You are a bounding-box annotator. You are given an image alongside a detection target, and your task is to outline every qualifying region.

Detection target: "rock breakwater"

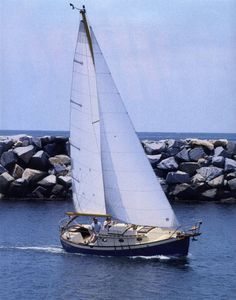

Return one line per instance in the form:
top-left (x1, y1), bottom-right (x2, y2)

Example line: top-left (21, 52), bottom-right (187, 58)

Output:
top-left (143, 138), bottom-right (236, 203)
top-left (1, 135), bottom-right (236, 203)
top-left (0, 135), bottom-right (71, 200)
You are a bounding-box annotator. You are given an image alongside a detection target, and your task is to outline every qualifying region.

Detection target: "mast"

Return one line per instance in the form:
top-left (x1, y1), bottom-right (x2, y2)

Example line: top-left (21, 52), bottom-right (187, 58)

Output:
top-left (69, 3), bottom-right (106, 215)
top-left (70, 4), bottom-right (94, 64)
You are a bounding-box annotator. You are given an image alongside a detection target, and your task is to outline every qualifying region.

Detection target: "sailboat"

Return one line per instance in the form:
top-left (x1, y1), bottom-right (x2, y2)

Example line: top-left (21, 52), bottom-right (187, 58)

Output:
top-left (60, 5), bottom-right (201, 257)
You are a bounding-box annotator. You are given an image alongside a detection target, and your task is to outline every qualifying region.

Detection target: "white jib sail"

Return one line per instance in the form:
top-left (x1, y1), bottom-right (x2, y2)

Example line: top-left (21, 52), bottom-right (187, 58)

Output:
top-left (70, 21), bottom-right (106, 214)
top-left (91, 28), bottom-right (179, 228)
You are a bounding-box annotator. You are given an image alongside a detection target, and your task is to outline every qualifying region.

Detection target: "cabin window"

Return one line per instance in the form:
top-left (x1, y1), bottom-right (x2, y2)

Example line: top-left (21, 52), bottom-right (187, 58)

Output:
top-left (137, 237), bottom-right (142, 242)
top-left (119, 238), bottom-right (124, 243)
top-left (102, 238), bottom-right (107, 242)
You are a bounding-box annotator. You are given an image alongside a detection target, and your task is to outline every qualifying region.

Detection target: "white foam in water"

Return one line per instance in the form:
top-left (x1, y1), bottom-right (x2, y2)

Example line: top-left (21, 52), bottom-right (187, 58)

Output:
top-left (0, 245), bottom-right (65, 254)
top-left (130, 255), bottom-right (171, 260)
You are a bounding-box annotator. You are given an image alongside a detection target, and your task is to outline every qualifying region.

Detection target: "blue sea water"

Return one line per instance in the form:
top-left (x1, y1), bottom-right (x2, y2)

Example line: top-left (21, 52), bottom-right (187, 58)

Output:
top-left (0, 200), bottom-right (236, 300)
top-left (0, 131), bottom-right (236, 299)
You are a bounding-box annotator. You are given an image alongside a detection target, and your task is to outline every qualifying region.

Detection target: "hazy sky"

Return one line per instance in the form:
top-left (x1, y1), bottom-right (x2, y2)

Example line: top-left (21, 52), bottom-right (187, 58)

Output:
top-left (1, 0), bottom-right (236, 133)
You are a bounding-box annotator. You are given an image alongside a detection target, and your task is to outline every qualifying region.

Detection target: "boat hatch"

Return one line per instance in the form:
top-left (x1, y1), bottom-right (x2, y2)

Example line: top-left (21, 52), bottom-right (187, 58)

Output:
top-left (137, 226), bottom-right (155, 234)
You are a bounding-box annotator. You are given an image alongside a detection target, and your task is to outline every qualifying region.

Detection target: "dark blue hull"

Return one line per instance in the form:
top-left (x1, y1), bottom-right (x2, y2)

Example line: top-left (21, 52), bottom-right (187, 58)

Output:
top-left (60, 237), bottom-right (190, 257)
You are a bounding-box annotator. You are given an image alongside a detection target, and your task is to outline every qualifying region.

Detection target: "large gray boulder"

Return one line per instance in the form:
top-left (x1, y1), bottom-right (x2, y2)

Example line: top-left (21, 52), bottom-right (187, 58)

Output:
top-left (169, 183), bottom-right (197, 200)
top-left (157, 157), bottom-right (178, 170)
top-left (13, 145), bottom-right (35, 164)
top-left (166, 147), bottom-right (180, 156)
top-left (212, 156), bottom-right (225, 168)
top-left (55, 136), bottom-right (69, 143)
top-left (224, 158), bottom-right (236, 172)
top-left (179, 162), bottom-right (198, 176)
top-left (0, 164), bottom-right (7, 174)
top-left (51, 164), bottom-right (68, 176)
top-left (228, 178), bottom-right (236, 190)
top-left (0, 142), bottom-right (5, 156)
top-left (166, 139), bottom-right (185, 149)
top-left (191, 173), bottom-right (206, 184)
top-left (197, 157), bottom-right (211, 167)
top-left (226, 172), bottom-right (236, 181)
top-left (30, 150), bottom-right (49, 171)
top-left (8, 178), bottom-right (28, 197)
top-left (49, 155), bottom-right (71, 166)
top-left (38, 175), bottom-right (57, 187)
top-left (41, 136), bottom-right (56, 145)
top-left (58, 175), bottom-right (72, 188)
top-left (175, 148), bottom-right (190, 161)
top-left (12, 164), bottom-right (24, 179)
top-left (208, 175), bottom-right (224, 188)
top-left (2, 139), bottom-right (14, 152)
top-left (144, 141), bottom-right (166, 155)
top-left (31, 186), bottom-right (47, 198)
top-left (166, 171), bottom-right (190, 184)
top-left (226, 141), bottom-right (236, 156)
top-left (189, 147), bottom-right (206, 161)
top-left (51, 184), bottom-right (65, 197)
top-left (197, 166), bottom-right (223, 182)
top-left (0, 172), bottom-right (14, 193)
top-left (22, 168), bottom-right (46, 184)
top-left (147, 154), bottom-right (162, 166)
top-left (19, 136), bottom-right (32, 147)
top-left (32, 137), bottom-right (42, 149)
top-left (214, 146), bottom-right (229, 158)
top-left (201, 189), bottom-right (218, 200)
top-left (43, 143), bottom-right (57, 156)
top-left (0, 150), bottom-right (17, 170)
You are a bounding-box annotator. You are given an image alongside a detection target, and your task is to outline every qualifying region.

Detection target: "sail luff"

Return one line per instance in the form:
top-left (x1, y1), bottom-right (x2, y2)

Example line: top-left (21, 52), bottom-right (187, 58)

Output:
top-left (80, 9), bottom-right (94, 64)
top-left (91, 28), bottom-right (179, 228)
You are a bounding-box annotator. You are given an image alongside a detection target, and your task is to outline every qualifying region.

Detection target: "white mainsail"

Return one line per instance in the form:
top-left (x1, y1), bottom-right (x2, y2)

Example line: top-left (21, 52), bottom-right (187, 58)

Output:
top-left (91, 28), bottom-right (179, 228)
top-left (70, 21), bottom-right (106, 214)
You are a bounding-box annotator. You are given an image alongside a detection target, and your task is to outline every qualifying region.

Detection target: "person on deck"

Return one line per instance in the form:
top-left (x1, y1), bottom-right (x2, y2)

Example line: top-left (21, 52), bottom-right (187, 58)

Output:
top-left (90, 217), bottom-right (102, 243)
top-left (103, 217), bottom-right (112, 230)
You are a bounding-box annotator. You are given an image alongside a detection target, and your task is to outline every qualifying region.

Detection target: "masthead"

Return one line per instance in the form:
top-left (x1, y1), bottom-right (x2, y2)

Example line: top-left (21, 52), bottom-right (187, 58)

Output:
top-left (69, 3), bottom-right (94, 64)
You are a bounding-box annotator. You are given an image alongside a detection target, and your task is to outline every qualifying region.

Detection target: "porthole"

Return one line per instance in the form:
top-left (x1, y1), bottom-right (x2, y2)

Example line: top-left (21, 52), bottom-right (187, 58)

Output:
top-left (102, 238), bottom-right (107, 242)
top-left (137, 237), bottom-right (142, 242)
top-left (119, 238), bottom-right (124, 243)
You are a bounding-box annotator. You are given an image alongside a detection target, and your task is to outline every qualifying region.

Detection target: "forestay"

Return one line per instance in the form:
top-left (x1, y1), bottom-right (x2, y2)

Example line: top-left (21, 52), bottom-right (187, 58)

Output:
top-left (70, 21), bottom-right (106, 214)
top-left (91, 28), bottom-right (179, 228)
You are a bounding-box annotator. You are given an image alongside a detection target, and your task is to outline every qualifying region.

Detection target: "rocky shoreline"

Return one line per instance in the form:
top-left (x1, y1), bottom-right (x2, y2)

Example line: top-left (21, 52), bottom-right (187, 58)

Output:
top-left (0, 135), bottom-right (71, 200)
top-left (143, 138), bottom-right (236, 203)
top-left (0, 135), bottom-right (236, 203)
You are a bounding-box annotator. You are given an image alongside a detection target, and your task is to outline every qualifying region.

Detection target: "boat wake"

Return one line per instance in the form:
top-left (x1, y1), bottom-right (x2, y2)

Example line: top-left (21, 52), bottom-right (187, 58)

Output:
top-left (0, 245), bottom-right (65, 254)
top-left (130, 255), bottom-right (171, 260)
top-left (129, 253), bottom-right (191, 264)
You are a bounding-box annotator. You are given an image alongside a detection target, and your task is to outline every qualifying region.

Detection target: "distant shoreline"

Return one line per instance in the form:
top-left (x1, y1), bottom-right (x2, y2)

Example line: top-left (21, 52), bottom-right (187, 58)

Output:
top-left (1, 130), bottom-right (236, 141)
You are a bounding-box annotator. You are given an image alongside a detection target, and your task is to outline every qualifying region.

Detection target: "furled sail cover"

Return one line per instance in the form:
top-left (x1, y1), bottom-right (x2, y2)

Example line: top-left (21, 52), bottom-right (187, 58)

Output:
top-left (91, 28), bottom-right (179, 228)
top-left (70, 21), bottom-right (106, 214)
